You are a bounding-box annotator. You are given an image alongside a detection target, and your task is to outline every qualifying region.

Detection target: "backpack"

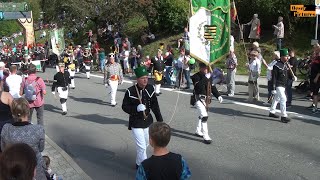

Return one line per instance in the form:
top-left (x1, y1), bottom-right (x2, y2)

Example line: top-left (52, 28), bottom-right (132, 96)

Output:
top-left (24, 77), bottom-right (40, 102)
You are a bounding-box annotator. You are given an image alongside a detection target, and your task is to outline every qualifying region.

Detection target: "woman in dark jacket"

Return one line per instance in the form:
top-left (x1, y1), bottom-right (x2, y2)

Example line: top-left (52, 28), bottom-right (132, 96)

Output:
top-left (1, 98), bottom-right (46, 180)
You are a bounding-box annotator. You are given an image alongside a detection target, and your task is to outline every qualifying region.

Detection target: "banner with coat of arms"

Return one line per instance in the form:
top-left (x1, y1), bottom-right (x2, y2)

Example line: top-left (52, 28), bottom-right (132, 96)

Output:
top-left (189, 0), bottom-right (230, 65)
top-left (50, 28), bottom-right (65, 56)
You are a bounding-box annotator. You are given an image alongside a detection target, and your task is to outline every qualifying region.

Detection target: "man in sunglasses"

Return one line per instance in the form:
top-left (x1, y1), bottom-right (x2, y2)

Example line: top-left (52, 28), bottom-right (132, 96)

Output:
top-left (104, 53), bottom-right (123, 107)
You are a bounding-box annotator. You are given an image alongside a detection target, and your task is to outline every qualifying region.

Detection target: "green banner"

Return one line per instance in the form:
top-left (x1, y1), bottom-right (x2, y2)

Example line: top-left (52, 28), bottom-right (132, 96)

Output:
top-left (50, 28), bottom-right (65, 55)
top-left (189, 0), bottom-right (230, 65)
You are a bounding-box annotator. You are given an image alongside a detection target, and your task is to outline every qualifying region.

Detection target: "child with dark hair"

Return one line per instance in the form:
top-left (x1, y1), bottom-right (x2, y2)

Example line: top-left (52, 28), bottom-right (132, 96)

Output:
top-left (43, 155), bottom-right (62, 180)
top-left (0, 143), bottom-right (37, 180)
top-left (136, 122), bottom-right (191, 180)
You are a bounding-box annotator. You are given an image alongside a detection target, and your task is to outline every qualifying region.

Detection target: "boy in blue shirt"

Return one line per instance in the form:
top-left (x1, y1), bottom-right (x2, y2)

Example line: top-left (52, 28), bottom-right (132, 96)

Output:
top-left (136, 122), bottom-right (191, 180)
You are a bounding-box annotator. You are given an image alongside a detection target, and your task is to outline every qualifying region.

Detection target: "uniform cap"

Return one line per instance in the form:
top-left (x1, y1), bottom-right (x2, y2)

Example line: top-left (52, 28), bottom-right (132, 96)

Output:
top-left (134, 66), bottom-right (148, 78)
top-left (280, 49), bottom-right (289, 57)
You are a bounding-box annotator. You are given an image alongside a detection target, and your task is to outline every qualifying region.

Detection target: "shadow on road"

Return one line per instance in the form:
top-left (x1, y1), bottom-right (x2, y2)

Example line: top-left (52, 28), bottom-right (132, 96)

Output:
top-left (69, 95), bottom-right (108, 105)
top-left (71, 113), bottom-right (128, 127)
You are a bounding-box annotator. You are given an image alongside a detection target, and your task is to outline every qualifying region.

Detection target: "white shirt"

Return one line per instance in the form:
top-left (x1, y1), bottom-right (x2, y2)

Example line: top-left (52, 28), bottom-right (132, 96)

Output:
top-left (177, 55), bottom-right (190, 70)
top-left (230, 35), bottom-right (235, 52)
top-left (249, 58), bottom-right (261, 73)
top-left (267, 60), bottom-right (278, 81)
top-left (6, 74), bottom-right (22, 98)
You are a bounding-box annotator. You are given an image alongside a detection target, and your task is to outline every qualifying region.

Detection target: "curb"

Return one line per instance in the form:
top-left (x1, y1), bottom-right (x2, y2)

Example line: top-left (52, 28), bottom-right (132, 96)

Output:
top-left (45, 135), bottom-right (92, 180)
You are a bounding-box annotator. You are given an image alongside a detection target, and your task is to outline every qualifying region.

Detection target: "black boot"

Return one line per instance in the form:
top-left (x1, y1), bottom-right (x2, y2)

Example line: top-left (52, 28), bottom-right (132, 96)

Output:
top-left (281, 117), bottom-right (291, 123)
top-left (269, 113), bottom-right (279, 118)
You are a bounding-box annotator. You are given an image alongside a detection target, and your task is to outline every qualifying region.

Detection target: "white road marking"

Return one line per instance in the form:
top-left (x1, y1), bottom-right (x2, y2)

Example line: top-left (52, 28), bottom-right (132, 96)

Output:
top-left (86, 73), bottom-right (320, 122)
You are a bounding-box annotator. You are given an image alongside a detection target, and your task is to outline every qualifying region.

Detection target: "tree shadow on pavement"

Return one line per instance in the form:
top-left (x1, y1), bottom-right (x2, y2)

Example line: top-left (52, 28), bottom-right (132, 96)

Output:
top-left (69, 95), bottom-right (108, 105)
top-left (71, 113), bottom-right (128, 127)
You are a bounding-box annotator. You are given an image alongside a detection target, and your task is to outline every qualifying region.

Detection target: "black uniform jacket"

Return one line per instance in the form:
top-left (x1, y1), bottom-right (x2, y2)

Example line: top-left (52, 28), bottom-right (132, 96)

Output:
top-left (122, 84), bottom-right (163, 130)
top-left (51, 70), bottom-right (71, 91)
top-left (152, 57), bottom-right (164, 72)
top-left (271, 60), bottom-right (288, 89)
top-left (191, 71), bottom-right (220, 99)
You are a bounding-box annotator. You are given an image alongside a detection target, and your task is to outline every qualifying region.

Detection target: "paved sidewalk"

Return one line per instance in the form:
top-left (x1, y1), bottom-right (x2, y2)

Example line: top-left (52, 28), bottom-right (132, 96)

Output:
top-left (43, 135), bottom-right (91, 180)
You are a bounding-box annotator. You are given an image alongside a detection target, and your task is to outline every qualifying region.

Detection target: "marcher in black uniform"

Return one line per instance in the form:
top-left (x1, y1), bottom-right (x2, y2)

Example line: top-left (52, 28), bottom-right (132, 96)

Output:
top-left (122, 66), bottom-right (163, 169)
top-left (191, 63), bottom-right (223, 144)
top-left (152, 49), bottom-right (164, 95)
top-left (52, 63), bottom-right (71, 115)
top-left (269, 49), bottom-right (291, 123)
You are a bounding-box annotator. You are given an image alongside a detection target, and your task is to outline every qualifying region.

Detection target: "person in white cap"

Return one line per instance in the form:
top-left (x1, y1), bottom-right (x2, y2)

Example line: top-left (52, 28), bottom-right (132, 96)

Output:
top-left (51, 63), bottom-right (71, 115)
top-left (245, 14), bottom-right (260, 42)
top-left (104, 53), bottom-right (123, 107)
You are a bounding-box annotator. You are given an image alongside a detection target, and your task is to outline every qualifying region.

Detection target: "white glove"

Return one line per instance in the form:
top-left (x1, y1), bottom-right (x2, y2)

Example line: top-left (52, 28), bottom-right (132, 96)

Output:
top-left (52, 92), bottom-right (55, 95)
top-left (267, 66), bottom-right (273, 71)
top-left (137, 104), bottom-right (146, 112)
top-left (293, 76), bottom-right (298, 82)
top-left (104, 83), bottom-right (108, 87)
top-left (271, 90), bottom-right (277, 95)
top-left (205, 73), bottom-right (211, 79)
top-left (218, 96), bottom-right (223, 103)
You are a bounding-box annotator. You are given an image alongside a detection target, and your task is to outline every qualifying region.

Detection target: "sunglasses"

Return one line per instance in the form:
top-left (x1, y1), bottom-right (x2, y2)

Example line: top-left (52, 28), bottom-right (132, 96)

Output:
top-left (109, 54), bottom-right (115, 58)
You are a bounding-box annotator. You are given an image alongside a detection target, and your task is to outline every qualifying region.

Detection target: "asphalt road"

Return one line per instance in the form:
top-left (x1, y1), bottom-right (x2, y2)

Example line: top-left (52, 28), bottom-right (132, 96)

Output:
top-left (36, 68), bottom-right (320, 180)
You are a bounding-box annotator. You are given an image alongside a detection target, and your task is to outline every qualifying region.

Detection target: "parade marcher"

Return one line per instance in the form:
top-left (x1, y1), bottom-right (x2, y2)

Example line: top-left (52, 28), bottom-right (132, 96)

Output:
top-left (269, 49), bottom-right (291, 123)
top-left (83, 48), bottom-right (93, 79)
top-left (191, 63), bottom-right (223, 144)
top-left (122, 66), bottom-right (163, 169)
top-left (152, 49), bottom-right (164, 95)
top-left (265, 51), bottom-right (280, 104)
top-left (244, 14), bottom-right (261, 42)
top-left (104, 53), bottom-right (123, 107)
top-left (52, 63), bottom-right (71, 115)
top-left (226, 50), bottom-right (237, 96)
top-left (273, 16), bottom-right (285, 50)
top-left (68, 60), bottom-right (76, 89)
top-left (247, 50), bottom-right (261, 102)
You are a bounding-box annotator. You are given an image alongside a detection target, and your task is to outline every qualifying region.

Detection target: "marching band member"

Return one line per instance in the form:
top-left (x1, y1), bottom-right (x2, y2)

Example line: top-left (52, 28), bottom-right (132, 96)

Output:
top-left (152, 49), bottom-right (164, 96)
top-left (122, 66), bottom-right (163, 169)
top-left (104, 53), bottom-right (123, 107)
top-left (68, 62), bottom-right (76, 89)
top-left (83, 48), bottom-right (93, 79)
top-left (269, 49), bottom-right (291, 123)
top-left (52, 63), bottom-right (71, 115)
top-left (191, 63), bottom-right (223, 144)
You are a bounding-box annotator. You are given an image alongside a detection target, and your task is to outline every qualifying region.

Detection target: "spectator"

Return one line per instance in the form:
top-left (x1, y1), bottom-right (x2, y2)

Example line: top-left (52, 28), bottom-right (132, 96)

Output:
top-left (309, 56), bottom-right (320, 113)
top-left (0, 86), bottom-right (13, 148)
top-left (136, 45), bottom-right (144, 67)
top-left (99, 48), bottom-right (106, 72)
top-left (226, 50), bottom-right (237, 96)
top-left (286, 50), bottom-right (298, 107)
top-left (20, 64), bottom-right (47, 125)
top-left (211, 67), bottom-right (224, 86)
top-left (164, 51), bottom-right (174, 86)
top-left (174, 48), bottom-right (191, 89)
top-left (0, 61), bottom-right (4, 81)
top-left (1, 98), bottom-right (46, 180)
top-left (6, 65), bottom-right (22, 98)
top-left (247, 50), bottom-right (261, 102)
top-left (244, 14), bottom-right (261, 42)
top-left (0, 143), bottom-right (37, 180)
top-left (273, 16), bottom-right (284, 50)
top-left (178, 27), bottom-right (189, 50)
top-left (251, 42), bottom-right (268, 68)
top-left (136, 122), bottom-right (191, 180)
top-left (43, 155), bottom-right (62, 180)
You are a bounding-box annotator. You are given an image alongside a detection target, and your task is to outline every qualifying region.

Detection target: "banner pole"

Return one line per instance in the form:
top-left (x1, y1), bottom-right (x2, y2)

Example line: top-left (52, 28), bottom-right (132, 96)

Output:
top-left (315, 14), bottom-right (319, 40)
